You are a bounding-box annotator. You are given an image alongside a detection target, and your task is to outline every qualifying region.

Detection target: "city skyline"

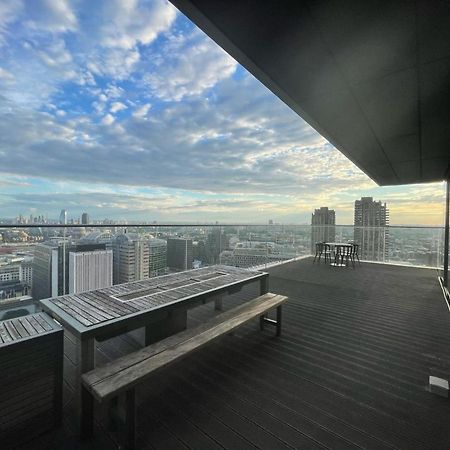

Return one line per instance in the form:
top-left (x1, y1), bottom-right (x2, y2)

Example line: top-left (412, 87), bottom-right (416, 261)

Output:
top-left (0, 0), bottom-right (445, 226)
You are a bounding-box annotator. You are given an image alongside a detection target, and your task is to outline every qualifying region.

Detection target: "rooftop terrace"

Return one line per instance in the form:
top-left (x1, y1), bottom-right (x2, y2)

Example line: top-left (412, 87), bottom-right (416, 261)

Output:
top-left (21, 257), bottom-right (450, 449)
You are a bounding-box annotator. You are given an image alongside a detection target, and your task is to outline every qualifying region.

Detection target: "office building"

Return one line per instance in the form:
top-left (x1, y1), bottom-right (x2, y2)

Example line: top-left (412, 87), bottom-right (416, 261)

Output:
top-left (32, 241), bottom-right (106, 300)
top-left (206, 229), bottom-right (229, 264)
top-left (69, 250), bottom-right (113, 294)
top-left (167, 238), bottom-right (193, 271)
top-left (354, 197), bottom-right (389, 261)
top-left (311, 207), bottom-right (336, 252)
top-left (113, 233), bottom-right (150, 284)
top-left (19, 259), bottom-right (33, 288)
top-left (0, 263), bottom-right (20, 283)
top-left (148, 238), bottom-right (167, 277)
top-left (81, 212), bottom-right (90, 225)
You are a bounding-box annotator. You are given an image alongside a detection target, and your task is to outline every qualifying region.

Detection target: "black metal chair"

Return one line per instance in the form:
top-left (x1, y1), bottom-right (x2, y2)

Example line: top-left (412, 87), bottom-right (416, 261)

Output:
top-left (313, 242), bottom-right (332, 264)
top-left (350, 243), bottom-right (361, 266)
top-left (334, 244), bottom-right (353, 267)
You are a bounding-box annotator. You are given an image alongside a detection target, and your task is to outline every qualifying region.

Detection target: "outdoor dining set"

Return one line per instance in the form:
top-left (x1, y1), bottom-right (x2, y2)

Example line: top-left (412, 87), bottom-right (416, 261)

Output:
top-left (313, 242), bottom-right (361, 268)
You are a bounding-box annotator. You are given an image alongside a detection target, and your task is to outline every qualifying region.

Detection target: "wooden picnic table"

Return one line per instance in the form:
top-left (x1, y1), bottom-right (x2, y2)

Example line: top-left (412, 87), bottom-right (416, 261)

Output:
top-left (40, 265), bottom-right (268, 428)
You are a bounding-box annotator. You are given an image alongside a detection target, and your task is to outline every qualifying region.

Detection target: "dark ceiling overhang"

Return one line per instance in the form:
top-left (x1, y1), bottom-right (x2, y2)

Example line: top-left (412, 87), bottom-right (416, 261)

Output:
top-left (170, 0), bottom-right (450, 186)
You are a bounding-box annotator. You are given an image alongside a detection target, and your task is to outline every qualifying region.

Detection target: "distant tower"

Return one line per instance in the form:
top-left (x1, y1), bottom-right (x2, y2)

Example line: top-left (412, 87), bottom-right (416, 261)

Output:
top-left (354, 197), bottom-right (389, 261)
top-left (81, 212), bottom-right (90, 225)
top-left (311, 207), bottom-right (336, 252)
top-left (59, 209), bottom-right (67, 225)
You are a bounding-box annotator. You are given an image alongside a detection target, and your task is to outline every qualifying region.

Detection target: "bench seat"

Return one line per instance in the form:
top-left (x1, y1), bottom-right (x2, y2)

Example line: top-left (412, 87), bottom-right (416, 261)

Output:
top-left (81, 292), bottom-right (287, 448)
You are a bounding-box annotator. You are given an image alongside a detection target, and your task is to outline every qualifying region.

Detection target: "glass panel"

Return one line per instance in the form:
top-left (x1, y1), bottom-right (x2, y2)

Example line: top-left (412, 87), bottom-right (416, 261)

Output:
top-left (0, 222), bottom-right (446, 316)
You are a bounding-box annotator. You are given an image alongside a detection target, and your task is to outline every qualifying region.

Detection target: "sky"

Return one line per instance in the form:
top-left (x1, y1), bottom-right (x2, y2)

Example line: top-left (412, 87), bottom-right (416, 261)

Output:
top-left (0, 0), bottom-right (445, 225)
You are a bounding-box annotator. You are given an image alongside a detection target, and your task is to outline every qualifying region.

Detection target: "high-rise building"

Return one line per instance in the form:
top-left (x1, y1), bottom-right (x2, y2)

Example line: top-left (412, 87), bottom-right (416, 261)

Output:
top-left (148, 238), bottom-right (167, 277)
top-left (311, 207), bottom-right (336, 252)
top-left (32, 241), bottom-right (106, 300)
top-left (354, 197), bottom-right (389, 261)
top-left (59, 209), bottom-right (67, 225)
top-left (167, 238), bottom-right (193, 271)
top-left (69, 250), bottom-right (113, 294)
top-left (206, 229), bottom-right (229, 264)
top-left (113, 233), bottom-right (150, 284)
top-left (81, 212), bottom-right (90, 225)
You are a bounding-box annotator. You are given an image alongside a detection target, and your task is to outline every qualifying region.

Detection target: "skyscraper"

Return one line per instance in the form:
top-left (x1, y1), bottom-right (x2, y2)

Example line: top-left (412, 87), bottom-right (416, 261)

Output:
top-left (311, 207), bottom-right (336, 252)
top-left (167, 238), bottom-right (193, 271)
top-left (81, 212), bottom-right (90, 225)
top-left (354, 197), bottom-right (389, 261)
top-left (59, 209), bottom-right (67, 225)
top-left (113, 233), bottom-right (150, 284)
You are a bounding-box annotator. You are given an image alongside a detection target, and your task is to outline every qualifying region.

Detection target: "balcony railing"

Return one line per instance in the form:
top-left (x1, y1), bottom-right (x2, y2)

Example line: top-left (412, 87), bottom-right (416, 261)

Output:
top-left (0, 223), bottom-right (446, 310)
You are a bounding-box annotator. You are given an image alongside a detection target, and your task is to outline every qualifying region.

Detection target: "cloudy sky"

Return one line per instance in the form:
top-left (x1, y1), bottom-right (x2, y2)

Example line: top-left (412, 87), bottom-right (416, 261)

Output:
top-left (0, 0), bottom-right (445, 225)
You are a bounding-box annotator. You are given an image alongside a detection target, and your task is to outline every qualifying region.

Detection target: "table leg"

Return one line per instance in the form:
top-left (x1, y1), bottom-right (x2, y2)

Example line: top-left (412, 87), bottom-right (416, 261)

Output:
top-left (213, 294), bottom-right (223, 311)
top-left (145, 309), bottom-right (187, 345)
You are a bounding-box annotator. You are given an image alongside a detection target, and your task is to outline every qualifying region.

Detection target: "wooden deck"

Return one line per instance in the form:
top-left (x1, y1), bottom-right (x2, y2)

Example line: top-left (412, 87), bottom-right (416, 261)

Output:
top-left (24, 259), bottom-right (450, 448)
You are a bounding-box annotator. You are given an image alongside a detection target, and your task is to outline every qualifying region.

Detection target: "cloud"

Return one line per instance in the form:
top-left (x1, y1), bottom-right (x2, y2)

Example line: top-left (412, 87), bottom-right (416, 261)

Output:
top-left (101, 114), bottom-right (115, 125)
top-left (0, 73), bottom-right (368, 200)
top-left (26, 0), bottom-right (77, 33)
top-left (0, 0), bottom-right (23, 45)
top-left (110, 102), bottom-right (127, 113)
top-left (98, 0), bottom-right (177, 49)
top-left (0, 67), bottom-right (14, 83)
top-left (143, 29), bottom-right (238, 101)
top-left (132, 103), bottom-right (151, 118)
top-left (82, 0), bottom-right (177, 80)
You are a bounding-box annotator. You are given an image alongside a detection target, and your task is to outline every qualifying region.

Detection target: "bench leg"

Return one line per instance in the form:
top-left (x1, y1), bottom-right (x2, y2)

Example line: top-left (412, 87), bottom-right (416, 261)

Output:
top-left (260, 307), bottom-right (282, 336)
top-left (260, 313), bottom-right (266, 330)
top-left (81, 386), bottom-right (94, 439)
top-left (276, 305), bottom-right (282, 337)
top-left (125, 388), bottom-right (136, 450)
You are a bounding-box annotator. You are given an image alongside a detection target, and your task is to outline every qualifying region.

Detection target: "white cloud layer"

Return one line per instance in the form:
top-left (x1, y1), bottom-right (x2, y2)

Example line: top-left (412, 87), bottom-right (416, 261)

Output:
top-left (144, 29), bottom-right (238, 101)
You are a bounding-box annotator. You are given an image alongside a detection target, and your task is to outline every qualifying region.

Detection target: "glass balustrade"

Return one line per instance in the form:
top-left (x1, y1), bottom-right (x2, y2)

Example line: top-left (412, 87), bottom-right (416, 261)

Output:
top-left (0, 223), bottom-right (445, 315)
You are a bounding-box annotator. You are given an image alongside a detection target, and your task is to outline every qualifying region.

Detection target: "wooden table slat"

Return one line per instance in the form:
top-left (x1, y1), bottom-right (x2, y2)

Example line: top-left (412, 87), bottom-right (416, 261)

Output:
top-left (70, 294), bottom-right (116, 321)
top-left (34, 313), bottom-right (53, 332)
top-left (18, 317), bottom-right (38, 336)
top-left (53, 299), bottom-right (96, 326)
top-left (0, 323), bottom-right (12, 343)
top-left (4, 321), bottom-right (21, 340)
top-left (26, 315), bottom-right (46, 334)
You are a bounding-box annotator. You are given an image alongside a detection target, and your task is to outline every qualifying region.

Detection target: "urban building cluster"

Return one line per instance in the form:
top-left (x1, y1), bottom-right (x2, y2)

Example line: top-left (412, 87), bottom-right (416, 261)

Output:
top-left (0, 198), bottom-right (444, 304)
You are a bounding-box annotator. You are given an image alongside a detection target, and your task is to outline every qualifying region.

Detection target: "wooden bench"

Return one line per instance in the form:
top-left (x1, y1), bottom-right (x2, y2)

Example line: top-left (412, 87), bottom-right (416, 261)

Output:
top-left (81, 292), bottom-right (287, 448)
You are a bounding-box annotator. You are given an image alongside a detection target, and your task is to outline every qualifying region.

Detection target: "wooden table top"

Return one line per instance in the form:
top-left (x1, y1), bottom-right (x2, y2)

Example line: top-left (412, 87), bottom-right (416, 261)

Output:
top-left (40, 265), bottom-right (266, 338)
